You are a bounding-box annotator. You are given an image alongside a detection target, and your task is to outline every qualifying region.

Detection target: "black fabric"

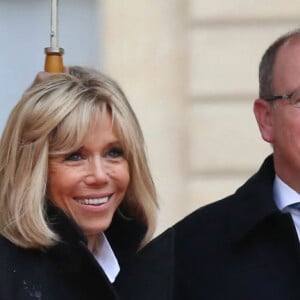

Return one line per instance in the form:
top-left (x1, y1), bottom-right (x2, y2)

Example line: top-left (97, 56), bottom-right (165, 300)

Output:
top-left (116, 155), bottom-right (300, 300)
top-left (106, 211), bottom-right (146, 268)
top-left (0, 204), bottom-right (144, 300)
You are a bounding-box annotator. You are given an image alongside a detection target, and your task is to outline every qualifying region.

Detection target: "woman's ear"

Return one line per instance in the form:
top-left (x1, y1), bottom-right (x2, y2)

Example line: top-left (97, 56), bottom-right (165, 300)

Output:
top-left (253, 98), bottom-right (274, 143)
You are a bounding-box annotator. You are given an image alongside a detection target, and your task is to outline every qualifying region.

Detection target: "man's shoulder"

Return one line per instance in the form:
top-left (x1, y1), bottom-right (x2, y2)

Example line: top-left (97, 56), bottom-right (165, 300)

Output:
top-left (137, 193), bottom-right (238, 260)
top-left (173, 193), bottom-right (237, 232)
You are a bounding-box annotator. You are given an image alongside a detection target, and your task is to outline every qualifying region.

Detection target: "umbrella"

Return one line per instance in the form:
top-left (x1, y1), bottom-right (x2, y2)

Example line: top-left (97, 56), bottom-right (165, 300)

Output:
top-left (44, 0), bottom-right (64, 72)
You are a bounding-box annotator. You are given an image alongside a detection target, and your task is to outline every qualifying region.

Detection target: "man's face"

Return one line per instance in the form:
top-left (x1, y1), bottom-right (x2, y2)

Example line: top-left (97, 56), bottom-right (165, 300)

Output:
top-left (254, 37), bottom-right (300, 192)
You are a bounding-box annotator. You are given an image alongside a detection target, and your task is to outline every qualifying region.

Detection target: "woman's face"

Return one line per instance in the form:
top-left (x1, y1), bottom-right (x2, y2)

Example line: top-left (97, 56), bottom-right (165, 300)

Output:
top-left (48, 112), bottom-right (130, 250)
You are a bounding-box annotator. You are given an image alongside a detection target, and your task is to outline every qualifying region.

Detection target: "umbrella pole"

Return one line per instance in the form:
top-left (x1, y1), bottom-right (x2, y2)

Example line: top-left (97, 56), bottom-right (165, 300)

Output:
top-left (44, 0), bottom-right (64, 72)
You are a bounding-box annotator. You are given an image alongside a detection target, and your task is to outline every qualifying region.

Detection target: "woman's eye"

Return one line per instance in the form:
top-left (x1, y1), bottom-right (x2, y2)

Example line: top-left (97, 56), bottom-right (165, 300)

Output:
top-left (106, 147), bottom-right (124, 158)
top-left (292, 95), bottom-right (300, 107)
top-left (65, 152), bottom-right (83, 161)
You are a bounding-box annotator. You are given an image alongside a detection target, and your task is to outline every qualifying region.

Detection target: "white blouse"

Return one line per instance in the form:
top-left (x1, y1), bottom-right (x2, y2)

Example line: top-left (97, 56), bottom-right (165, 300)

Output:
top-left (93, 232), bottom-right (120, 283)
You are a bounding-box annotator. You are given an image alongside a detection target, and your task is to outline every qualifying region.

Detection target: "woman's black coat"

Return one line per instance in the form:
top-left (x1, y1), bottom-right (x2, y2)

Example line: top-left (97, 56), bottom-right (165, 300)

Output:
top-left (0, 204), bottom-right (144, 300)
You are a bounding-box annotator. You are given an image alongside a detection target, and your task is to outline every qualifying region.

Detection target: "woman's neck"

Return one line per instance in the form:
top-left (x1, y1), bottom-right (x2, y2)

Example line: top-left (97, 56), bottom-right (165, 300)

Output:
top-left (87, 233), bottom-right (102, 253)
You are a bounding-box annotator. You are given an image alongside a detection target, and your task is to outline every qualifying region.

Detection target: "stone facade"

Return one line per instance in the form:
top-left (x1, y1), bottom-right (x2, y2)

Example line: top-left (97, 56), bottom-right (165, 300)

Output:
top-left (101, 0), bottom-right (300, 235)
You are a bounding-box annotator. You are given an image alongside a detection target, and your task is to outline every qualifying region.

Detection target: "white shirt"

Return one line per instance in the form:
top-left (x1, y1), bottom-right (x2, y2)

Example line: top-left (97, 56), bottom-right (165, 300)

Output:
top-left (93, 233), bottom-right (120, 283)
top-left (273, 175), bottom-right (300, 241)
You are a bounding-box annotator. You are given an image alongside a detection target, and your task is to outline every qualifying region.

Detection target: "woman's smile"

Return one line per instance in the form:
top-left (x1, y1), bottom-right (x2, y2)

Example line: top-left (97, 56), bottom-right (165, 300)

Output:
top-left (47, 112), bottom-right (130, 249)
top-left (76, 197), bottom-right (109, 206)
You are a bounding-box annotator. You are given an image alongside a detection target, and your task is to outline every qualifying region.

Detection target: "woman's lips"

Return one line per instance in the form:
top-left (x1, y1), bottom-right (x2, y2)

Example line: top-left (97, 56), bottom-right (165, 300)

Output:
top-left (75, 196), bottom-right (110, 206)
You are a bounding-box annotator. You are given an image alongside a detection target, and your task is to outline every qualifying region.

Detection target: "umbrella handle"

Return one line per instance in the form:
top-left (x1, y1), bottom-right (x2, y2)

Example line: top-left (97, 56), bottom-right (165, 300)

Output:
top-left (44, 47), bottom-right (64, 73)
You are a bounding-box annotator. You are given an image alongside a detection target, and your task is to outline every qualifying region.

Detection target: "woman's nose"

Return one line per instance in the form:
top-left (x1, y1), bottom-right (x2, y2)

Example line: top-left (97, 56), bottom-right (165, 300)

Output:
top-left (85, 159), bottom-right (109, 185)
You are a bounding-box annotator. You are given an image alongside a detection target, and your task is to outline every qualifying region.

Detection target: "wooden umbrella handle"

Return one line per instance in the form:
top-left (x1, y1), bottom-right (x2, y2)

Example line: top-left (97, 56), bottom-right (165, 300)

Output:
top-left (44, 47), bottom-right (64, 73)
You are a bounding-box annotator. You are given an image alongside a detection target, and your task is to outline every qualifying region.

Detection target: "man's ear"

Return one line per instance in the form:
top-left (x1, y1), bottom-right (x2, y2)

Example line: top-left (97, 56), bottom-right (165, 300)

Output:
top-left (253, 98), bottom-right (274, 143)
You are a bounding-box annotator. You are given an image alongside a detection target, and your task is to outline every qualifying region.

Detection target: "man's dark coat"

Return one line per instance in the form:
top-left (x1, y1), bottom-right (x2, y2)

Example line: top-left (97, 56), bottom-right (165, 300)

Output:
top-left (116, 155), bottom-right (300, 300)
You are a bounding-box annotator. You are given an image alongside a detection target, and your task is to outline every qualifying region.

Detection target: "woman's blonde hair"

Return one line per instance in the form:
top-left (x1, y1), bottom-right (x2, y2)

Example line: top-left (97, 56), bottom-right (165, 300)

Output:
top-left (0, 66), bottom-right (158, 249)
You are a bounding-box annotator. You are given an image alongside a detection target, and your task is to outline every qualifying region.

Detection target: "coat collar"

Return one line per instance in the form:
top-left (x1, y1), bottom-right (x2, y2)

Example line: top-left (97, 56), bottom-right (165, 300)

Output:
top-left (105, 211), bottom-right (146, 267)
top-left (229, 155), bottom-right (284, 242)
top-left (46, 202), bottom-right (88, 246)
top-left (46, 202), bottom-right (146, 261)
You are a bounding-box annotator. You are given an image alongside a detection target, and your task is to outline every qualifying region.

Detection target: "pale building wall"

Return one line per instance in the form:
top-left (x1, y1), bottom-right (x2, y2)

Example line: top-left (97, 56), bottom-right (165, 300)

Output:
top-left (186, 1), bottom-right (300, 213)
top-left (101, 0), bottom-right (300, 236)
top-left (101, 0), bottom-right (187, 234)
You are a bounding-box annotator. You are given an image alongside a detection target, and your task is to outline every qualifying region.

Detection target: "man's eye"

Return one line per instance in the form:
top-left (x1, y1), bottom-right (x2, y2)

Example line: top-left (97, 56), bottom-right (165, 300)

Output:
top-left (107, 147), bottom-right (124, 158)
top-left (65, 152), bottom-right (83, 161)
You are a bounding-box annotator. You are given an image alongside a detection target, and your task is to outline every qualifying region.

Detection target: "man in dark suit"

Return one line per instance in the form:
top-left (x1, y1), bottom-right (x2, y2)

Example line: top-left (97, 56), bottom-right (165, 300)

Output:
top-left (116, 28), bottom-right (300, 299)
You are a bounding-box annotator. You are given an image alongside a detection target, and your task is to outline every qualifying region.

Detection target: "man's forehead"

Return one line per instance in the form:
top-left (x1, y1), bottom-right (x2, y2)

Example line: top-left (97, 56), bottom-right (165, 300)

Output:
top-left (273, 37), bottom-right (300, 91)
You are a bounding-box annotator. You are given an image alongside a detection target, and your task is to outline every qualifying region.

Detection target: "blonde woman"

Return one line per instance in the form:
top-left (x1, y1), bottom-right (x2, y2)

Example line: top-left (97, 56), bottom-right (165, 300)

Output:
top-left (0, 66), bottom-right (158, 299)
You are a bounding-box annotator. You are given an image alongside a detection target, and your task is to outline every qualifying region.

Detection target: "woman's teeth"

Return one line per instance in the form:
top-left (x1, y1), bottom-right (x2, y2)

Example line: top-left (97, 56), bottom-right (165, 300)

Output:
top-left (77, 197), bottom-right (109, 205)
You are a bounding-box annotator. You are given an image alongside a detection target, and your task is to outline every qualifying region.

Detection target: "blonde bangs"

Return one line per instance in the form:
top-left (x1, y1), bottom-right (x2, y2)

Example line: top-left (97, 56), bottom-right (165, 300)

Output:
top-left (49, 98), bottom-right (109, 156)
